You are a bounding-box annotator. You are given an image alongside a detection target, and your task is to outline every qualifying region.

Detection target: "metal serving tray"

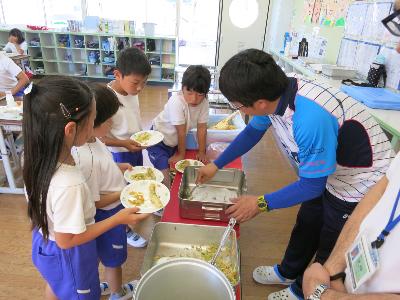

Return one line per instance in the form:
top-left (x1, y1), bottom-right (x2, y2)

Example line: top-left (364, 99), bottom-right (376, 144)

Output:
top-left (179, 166), bottom-right (246, 221)
top-left (140, 222), bottom-right (240, 287)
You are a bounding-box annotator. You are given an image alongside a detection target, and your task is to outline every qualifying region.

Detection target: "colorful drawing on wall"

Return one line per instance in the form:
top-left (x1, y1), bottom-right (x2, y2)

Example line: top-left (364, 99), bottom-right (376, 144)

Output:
top-left (304, 0), bottom-right (316, 23)
top-left (319, 0), bottom-right (353, 27)
top-left (312, 0), bottom-right (323, 24)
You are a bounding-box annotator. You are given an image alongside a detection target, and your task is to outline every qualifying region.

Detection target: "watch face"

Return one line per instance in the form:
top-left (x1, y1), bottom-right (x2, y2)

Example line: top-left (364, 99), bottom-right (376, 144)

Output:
top-left (258, 202), bottom-right (267, 209)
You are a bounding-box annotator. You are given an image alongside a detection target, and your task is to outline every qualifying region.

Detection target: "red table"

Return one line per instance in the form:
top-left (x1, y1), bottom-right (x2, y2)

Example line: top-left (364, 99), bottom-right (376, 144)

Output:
top-left (161, 150), bottom-right (243, 299)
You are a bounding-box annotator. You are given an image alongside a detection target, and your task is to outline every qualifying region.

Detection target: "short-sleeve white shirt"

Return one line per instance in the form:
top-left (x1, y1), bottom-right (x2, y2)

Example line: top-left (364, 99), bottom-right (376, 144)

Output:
top-left (72, 138), bottom-right (126, 211)
top-left (43, 164), bottom-right (96, 241)
top-left (0, 54), bottom-right (22, 92)
top-left (152, 92), bottom-right (209, 147)
top-left (3, 41), bottom-right (28, 54)
top-left (107, 84), bottom-right (143, 152)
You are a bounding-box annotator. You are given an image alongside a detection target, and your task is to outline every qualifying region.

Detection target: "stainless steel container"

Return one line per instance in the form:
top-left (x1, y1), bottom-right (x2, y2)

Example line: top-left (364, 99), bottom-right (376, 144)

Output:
top-left (179, 166), bottom-right (246, 221)
top-left (134, 258), bottom-right (236, 300)
top-left (140, 222), bottom-right (240, 287)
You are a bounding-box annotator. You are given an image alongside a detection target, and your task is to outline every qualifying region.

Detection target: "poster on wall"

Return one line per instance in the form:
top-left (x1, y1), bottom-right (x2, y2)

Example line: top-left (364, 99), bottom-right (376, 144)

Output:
top-left (305, 0), bottom-right (353, 27)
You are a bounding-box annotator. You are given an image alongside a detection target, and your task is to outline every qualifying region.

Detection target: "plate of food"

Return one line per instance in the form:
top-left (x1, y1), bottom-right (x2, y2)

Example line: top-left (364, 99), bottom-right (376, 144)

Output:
top-left (175, 159), bottom-right (205, 173)
top-left (124, 166), bottom-right (164, 183)
top-left (130, 130), bottom-right (164, 147)
top-left (120, 180), bottom-right (170, 213)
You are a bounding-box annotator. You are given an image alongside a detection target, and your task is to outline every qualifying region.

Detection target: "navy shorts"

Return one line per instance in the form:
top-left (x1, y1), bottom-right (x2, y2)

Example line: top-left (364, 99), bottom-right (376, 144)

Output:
top-left (95, 204), bottom-right (127, 268)
top-left (112, 151), bottom-right (143, 166)
top-left (32, 229), bottom-right (100, 300)
top-left (147, 142), bottom-right (177, 170)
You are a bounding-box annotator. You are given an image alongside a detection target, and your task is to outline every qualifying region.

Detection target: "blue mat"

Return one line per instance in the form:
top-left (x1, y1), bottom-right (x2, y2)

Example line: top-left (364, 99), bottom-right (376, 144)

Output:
top-left (341, 85), bottom-right (400, 110)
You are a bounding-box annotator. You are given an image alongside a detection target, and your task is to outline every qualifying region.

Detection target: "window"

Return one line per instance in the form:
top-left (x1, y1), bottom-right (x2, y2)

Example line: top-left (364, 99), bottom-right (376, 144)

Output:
top-left (86, 0), bottom-right (176, 36)
top-left (44, 0), bottom-right (83, 28)
top-left (2, 0), bottom-right (45, 26)
top-left (178, 0), bottom-right (220, 66)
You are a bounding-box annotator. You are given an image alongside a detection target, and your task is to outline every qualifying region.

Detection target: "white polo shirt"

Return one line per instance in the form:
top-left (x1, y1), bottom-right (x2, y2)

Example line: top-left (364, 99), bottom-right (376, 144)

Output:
top-left (344, 152), bottom-right (400, 294)
top-left (3, 41), bottom-right (28, 54)
top-left (152, 92), bottom-right (209, 147)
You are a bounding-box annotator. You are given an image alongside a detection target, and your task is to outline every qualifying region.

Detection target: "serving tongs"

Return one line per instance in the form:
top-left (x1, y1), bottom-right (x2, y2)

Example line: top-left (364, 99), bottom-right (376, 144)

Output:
top-left (210, 218), bottom-right (237, 266)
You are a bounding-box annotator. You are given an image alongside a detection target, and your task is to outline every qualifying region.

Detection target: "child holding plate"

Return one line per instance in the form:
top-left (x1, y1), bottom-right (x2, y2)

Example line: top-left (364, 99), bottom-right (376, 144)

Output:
top-left (148, 65), bottom-right (211, 187)
top-left (72, 83), bottom-right (149, 299)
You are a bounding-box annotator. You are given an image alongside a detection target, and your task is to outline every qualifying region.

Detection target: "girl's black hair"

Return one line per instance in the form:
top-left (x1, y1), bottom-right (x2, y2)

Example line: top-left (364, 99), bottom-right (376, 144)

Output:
top-left (182, 65), bottom-right (211, 94)
top-left (89, 83), bottom-right (122, 127)
top-left (23, 76), bottom-right (94, 240)
top-left (219, 49), bottom-right (288, 106)
top-left (9, 28), bottom-right (25, 44)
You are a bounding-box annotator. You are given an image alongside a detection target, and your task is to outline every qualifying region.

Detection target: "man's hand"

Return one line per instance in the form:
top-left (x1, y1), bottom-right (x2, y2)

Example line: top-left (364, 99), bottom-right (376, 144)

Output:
top-left (196, 163), bottom-right (218, 184)
top-left (303, 263), bottom-right (330, 299)
top-left (169, 153), bottom-right (185, 165)
top-left (225, 195), bottom-right (260, 223)
top-left (123, 139), bottom-right (145, 152)
top-left (196, 151), bottom-right (209, 164)
top-left (118, 163), bottom-right (133, 173)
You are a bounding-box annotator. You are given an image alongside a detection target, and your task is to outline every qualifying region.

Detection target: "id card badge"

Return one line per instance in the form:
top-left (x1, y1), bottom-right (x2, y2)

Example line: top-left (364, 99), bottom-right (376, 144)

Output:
top-left (345, 232), bottom-right (380, 292)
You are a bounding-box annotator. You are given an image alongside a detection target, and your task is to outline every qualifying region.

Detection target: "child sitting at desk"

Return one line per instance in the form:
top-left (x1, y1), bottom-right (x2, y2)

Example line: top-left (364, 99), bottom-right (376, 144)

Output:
top-left (3, 28), bottom-right (27, 55)
top-left (148, 65), bottom-right (211, 187)
top-left (0, 52), bottom-right (29, 100)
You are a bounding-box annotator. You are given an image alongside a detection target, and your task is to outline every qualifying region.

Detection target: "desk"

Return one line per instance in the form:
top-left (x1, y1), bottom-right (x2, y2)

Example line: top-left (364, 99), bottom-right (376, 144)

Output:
top-left (269, 49), bottom-right (400, 151)
top-left (0, 118), bottom-right (23, 194)
top-left (161, 150), bottom-right (243, 299)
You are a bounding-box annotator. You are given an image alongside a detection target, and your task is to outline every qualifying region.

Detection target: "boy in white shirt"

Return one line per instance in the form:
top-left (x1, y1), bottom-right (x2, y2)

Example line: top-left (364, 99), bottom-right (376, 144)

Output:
top-left (0, 52), bottom-right (29, 100)
top-left (3, 28), bottom-right (28, 55)
top-left (72, 84), bottom-right (148, 300)
top-left (102, 47), bottom-right (151, 167)
top-left (148, 65), bottom-right (211, 186)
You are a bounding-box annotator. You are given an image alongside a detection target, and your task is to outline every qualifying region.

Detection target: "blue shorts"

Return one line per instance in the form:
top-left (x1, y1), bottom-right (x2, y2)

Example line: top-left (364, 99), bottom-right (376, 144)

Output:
top-left (32, 229), bottom-right (100, 300)
top-left (94, 204), bottom-right (127, 268)
top-left (112, 151), bottom-right (143, 166)
top-left (147, 142), bottom-right (177, 170)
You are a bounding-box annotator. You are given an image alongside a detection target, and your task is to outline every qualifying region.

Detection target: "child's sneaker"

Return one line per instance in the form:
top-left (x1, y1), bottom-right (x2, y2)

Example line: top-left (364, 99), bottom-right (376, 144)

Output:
top-left (106, 280), bottom-right (138, 300)
top-left (153, 208), bottom-right (164, 217)
top-left (126, 228), bottom-right (147, 248)
top-left (253, 264), bottom-right (295, 285)
top-left (100, 281), bottom-right (111, 296)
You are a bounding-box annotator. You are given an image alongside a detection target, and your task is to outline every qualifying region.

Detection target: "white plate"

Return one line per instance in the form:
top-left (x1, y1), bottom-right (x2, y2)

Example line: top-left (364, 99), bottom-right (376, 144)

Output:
top-left (130, 130), bottom-right (164, 147)
top-left (175, 159), bottom-right (205, 173)
top-left (120, 180), bottom-right (170, 213)
top-left (124, 166), bottom-right (164, 183)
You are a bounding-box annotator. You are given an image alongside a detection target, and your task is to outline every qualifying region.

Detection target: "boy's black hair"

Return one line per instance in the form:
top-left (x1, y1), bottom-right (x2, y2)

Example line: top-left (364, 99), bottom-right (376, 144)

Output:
top-left (182, 65), bottom-right (211, 94)
top-left (23, 76), bottom-right (94, 241)
top-left (89, 83), bottom-right (122, 127)
top-left (219, 49), bottom-right (289, 106)
top-left (9, 28), bottom-right (25, 44)
top-left (116, 47), bottom-right (151, 77)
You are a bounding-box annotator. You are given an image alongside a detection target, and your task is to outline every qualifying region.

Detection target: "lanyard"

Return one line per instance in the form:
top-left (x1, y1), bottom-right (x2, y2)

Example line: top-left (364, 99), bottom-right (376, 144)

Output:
top-left (371, 189), bottom-right (400, 249)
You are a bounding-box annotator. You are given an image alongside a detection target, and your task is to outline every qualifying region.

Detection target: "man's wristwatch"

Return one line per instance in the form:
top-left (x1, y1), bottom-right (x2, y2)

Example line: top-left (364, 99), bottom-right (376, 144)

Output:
top-left (307, 284), bottom-right (329, 300)
top-left (257, 195), bottom-right (269, 212)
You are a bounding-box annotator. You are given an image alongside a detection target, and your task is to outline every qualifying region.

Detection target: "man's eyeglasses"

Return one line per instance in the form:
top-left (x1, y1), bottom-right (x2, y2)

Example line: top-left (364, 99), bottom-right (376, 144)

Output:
top-left (230, 102), bottom-right (245, 110)
top-left (382, 9), bottom-right (400, 37)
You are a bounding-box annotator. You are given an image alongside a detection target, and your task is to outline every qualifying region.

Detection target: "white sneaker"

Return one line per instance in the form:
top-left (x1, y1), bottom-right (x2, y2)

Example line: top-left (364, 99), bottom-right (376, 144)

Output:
top-left (103, 280), bottom-right (139, 300)
top-left (126, 229), bottom-right (147, 248)
top-left (268, 287), bottom-right (302, 300)
top-left (253, 264), bottom-right (295, 285)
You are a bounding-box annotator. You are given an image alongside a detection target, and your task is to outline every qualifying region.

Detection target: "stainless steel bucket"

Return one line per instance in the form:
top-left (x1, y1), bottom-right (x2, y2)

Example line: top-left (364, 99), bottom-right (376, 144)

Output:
top-left (133, 258), bottom-right (236, 300)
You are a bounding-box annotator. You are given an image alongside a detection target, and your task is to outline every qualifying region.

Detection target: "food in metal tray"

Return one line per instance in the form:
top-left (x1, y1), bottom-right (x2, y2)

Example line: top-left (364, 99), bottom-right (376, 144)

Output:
top-left (154, 243), bottom-right (238, 285)
top-left (131, 167), bottom-right (156, 181)
top-left (135, 131), bottom-right (152, 143)
top-left (149, 183), bottom-right (163, 209)
top-left (209, 111), bottom-right (238, 130)
top-left (128, 191), bottom-right (145, 206)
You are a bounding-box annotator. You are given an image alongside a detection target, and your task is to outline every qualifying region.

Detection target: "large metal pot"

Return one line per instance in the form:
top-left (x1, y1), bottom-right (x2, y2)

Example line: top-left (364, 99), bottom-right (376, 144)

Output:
top-left (133, 258), bottom-right (236, 300)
